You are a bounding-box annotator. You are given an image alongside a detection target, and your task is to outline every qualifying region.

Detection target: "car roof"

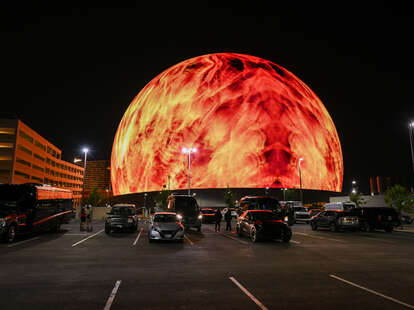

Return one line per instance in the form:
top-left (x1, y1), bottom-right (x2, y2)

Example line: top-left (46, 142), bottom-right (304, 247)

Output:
top-left (240, 196), bottom-right (278, 200)
top-left (113, 204), bottom-right (135, 207)
top-left (247, 210), bottom-right (273, 213)
top-left (154, 212), bottom-right (176, 215)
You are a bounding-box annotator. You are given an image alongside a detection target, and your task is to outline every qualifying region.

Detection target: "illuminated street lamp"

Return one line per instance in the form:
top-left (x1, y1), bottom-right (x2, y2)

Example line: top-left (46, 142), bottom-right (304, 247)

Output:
top-left (81, 148), bottom-right (89, 205)
top-left (409, 122), bottom-right (414, 174)
top-left (182, 147), bottom-right (197, 196)
top-left (298, 158), bottom-right (304, 205)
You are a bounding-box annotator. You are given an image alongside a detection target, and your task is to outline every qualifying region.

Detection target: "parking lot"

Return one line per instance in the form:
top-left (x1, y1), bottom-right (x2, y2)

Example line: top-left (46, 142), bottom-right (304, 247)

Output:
top-left (1, 220), bottom-right (414, 310)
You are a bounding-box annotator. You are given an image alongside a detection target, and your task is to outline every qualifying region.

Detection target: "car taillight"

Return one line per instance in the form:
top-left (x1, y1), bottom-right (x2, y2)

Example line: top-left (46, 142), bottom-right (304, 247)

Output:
top-left (255, 220), bottom-right (263, 225)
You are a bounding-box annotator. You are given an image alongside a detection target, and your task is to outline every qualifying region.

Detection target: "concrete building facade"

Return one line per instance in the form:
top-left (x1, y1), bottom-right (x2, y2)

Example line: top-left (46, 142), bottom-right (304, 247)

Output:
top-left (0, 118), bottom-right (84, 206)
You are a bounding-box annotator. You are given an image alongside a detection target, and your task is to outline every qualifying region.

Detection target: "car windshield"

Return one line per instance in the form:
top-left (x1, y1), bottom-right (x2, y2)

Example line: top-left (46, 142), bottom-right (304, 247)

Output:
top-left (343, 204), bottom-right (355, 211)
top-left (294, 207), bottom-right (307, 212)
top-left (111, 207), bottom-right (135, 215)
top-left (201, 209), bottom-right (213, 214)
top-left (174, 197), bottom-right (198, 216)
top-left (154, 214), bottom-right (178, 223)
top-left (251, 212), bottom-right (279, 221)
top-left (249, 198), bottom-right (281, 211)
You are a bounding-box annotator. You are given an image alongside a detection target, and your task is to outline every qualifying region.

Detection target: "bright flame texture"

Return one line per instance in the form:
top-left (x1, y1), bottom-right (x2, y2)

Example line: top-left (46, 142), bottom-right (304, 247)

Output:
top-left (111, 53), bottom-right (343, 195)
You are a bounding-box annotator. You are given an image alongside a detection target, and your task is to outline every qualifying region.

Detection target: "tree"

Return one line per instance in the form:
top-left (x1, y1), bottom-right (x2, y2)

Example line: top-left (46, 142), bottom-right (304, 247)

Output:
top-left (85, 187), bottom-right (104, 207)
top-left (154, 185), bottom-right (170, 210)
top-left (349, 193), bottom-right (366, 207)
top-left (223, 186), bottom-right (236, 209)
top-left (384, 184), bottom-right (414, 214)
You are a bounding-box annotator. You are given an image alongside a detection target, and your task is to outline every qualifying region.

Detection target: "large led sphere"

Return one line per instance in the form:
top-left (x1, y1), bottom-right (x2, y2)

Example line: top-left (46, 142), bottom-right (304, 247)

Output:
top-left (111, 53), bottom-right (343, 195)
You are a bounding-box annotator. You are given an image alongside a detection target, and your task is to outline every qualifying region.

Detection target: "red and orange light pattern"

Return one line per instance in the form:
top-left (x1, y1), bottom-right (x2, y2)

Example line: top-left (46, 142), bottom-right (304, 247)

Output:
top-left (111, 53), bottom-right (343, 195)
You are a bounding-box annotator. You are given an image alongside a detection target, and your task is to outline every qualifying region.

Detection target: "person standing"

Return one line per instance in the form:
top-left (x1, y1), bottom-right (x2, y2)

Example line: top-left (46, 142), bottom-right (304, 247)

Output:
top-left (225, 208), bottom-right (232, 231)
top-left (80, 206), bottom-right (86, 231)
top-left (86, 205), bottom-right (93, 232)
top-left (214, 208), bottom-right (222, 232)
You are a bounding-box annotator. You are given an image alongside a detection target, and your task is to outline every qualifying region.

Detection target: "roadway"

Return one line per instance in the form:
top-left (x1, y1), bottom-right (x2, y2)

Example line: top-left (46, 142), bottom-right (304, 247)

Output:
top-left (0, 220), bottom-right (413, 310)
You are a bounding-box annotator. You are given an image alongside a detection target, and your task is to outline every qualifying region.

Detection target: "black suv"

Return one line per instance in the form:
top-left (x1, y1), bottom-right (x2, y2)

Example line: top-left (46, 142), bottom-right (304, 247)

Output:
top-left (105, 204), bottom-right (139, 234)
top-left (354, 207), bottom-right (400, 232)
top-left (310, 210), bottom-right (359, 232)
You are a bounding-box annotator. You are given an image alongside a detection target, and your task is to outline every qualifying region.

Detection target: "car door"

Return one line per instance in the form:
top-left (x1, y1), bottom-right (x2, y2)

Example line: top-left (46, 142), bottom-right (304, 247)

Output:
top-left (317, 211), bottom-right (328, 227)
top-left (239, 212), bottom-right (250, 235)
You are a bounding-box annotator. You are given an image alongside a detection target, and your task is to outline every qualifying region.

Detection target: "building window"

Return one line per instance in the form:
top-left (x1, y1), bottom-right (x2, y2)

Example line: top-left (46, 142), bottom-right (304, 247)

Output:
top-left (19, 130), bottom-right (34, 144)
top-left (32, 164), bottom-right (44, 172)
top-left (0, 127), bottom-right (15, 135)
top-left (17, 145), bottom-right (32, 156)
top-left (34, 140), bottom-right (46, 151)
top-left (15, 170), bottom-right (30, 179)
top-left (33, 153), bottom-right (45, 162)
top-left (31, 176), bottom-right (43, 183)
top-left (16, 157), bottom-right (31, 167)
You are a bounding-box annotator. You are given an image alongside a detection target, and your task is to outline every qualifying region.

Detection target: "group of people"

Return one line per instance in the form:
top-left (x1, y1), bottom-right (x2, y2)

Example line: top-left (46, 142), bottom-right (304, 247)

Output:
top-left (214, 208), bottom-right (233, 232)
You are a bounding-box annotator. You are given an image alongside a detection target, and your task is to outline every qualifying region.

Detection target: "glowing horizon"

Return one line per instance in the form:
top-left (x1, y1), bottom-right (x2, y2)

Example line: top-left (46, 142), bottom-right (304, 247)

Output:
top-left (111, 53), bottom-right (343, 195)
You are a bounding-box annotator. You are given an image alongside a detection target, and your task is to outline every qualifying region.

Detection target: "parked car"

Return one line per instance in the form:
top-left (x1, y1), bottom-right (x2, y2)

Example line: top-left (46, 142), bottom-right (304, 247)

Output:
top-left (221, 207), bottom-right (238, 219)
top-left (200, 208), bottom-right (216, 223)
top-left (148, 212), bottom-right (184, 243)
top-left (167, 194), bottom-right (202, 232)
top-left (236, 210), bottom-right (292, 243)
top-left (310, 210), bottom-right (359, 232)
top-left (324, 201), bottom-right (356, 212)
top-left (105, 204), bottom-right (139, 234)
top-left (293, 206), bottom-right (310, 224)
top-left (354, 207), bottom-right (401, 232)
top-left (238, 196), bottom-right (291, 224)
top-left (401, 214), bottom-right (413, 224)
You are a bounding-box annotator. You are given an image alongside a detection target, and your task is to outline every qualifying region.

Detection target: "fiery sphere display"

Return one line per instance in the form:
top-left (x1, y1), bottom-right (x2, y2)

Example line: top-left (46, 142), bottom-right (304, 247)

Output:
top-left (111, 53), bottom-right (343, 195)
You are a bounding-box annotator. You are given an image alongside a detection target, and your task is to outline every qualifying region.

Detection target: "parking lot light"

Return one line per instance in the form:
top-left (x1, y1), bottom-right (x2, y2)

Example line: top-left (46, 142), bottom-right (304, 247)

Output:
top-left (409, 122), bottom-right (414, 174)
top-left (299, 158), bottom-right (304, 205)
top-left (81, 147), bottom-right (89, 206)
top-left (181, 147), bottom-right (197, 196)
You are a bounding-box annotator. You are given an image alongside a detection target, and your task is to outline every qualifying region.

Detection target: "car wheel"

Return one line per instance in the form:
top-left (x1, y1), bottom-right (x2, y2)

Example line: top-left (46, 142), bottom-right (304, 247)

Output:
top-left (281, 228), bottom-right (292, 243)
top-left (311, 222), bottom-right (318, 231)
top-left (329, 223), bottom-right (337, 232)
top-left (250, 228), bottom-right (258, 243)
top-left (4, 225), bottom-right (16, 243)
top-left (384, 226), bottom-right (393, 233)
top-left (363, 222), bottom-right (372, 232)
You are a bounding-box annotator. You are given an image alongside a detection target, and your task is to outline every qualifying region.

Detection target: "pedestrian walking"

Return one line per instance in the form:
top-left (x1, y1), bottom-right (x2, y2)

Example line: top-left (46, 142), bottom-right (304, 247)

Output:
top-left (214, 208), bottom-right (222, 232)
top-left (86, 205), bottom-right (93, 232)
top-left (225, 208), bottom-right (232, 231)
top-left (80, 206), bottom-right (86, 231)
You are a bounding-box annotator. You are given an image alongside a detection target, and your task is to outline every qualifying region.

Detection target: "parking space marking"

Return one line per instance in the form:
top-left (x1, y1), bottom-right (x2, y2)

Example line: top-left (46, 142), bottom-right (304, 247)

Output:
top-left (229, 277), bottom-right (269, 310)
top-left (103, 280), bottom-right (121, 310)
top-left (219, 232), bottom-right (249, 245)
top-left (184, 234), bottom-right (194, 245)
top-left (294, 232), bottom-right (346, 243)
top-left (72, 229), bottom-right (104, 247)
top-left (290, 240), bottom-right (301, 244)
top-left (7, 237), bottom-right (39, 248)
top-left (133, 228), bottom-right (143, 246)
top-left (330, 274), bottom-right (414, 309)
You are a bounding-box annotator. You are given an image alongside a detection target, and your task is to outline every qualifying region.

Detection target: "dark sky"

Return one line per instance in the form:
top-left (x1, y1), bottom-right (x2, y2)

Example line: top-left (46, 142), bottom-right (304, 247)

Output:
top-left (2, 1), bottom-right (413, 194)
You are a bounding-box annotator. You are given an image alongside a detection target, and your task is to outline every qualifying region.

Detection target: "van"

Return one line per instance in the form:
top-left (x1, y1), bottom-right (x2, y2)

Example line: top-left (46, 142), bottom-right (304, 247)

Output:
top-left (167, 194), bottom-right (202, 232)
top-left (324, 201), bottom-right (356, 212)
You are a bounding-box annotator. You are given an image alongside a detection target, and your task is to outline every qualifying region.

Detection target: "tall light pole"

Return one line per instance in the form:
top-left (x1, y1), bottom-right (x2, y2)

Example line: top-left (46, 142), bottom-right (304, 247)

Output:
top-left (298, 158), bottom-right (304, 206)
top-left (81, 147), bottom-right (88, 206)
top-left (409, 122), bottom-right (414, 173)
top-left (182, 147), bottom-right (197, 196)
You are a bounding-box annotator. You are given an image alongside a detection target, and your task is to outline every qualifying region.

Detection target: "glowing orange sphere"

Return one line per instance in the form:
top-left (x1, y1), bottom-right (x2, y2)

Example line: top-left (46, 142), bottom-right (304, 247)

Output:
top-left (111, 53), bottom-right (343, 195)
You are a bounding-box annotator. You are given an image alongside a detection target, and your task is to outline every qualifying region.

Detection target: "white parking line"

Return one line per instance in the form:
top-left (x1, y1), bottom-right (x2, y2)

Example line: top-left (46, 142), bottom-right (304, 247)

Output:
top-left (290, 240), bottom-right (301, 244)
top-left (133, 228), bottom-right (143, 246)
top-left (103, 280), bottom-right (122, 310)
top-left (294, 232), bottom-right (345, 243)
top-left (184, 234), bottom-right (194, 245)
top-left (7, 237), bottom-right (39, 248)
top-left (229, 277), bottom-right (269, 310)
top-left (72, 229), bottom-right (104, 247)
top-left (219, 232), bottom-right (249, 245)
top-left (330, 274), bottom-right (414, 309)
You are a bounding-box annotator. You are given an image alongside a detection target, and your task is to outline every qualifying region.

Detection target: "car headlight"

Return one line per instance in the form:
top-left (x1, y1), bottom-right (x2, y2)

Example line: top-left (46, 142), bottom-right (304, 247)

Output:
top-left (284, 216), bottom-right (288, 222)
top-left (198, 215), bottom-right (203, 219)
top-left (177, 214), bottom-right (182, 220)
top-left (128, 218), bottom-right (133, 223)
top-left (0, 218), bottom-right (6, 227)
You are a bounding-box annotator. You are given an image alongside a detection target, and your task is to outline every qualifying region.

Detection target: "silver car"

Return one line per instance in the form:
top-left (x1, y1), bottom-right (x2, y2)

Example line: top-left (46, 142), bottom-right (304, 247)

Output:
top-left (148, 212), bottom-right (184, 243)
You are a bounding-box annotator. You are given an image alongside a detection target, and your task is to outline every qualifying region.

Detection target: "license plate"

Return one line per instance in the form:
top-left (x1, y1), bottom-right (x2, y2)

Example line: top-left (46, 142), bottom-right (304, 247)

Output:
top-left (164, 234), bottom-right (171, 238)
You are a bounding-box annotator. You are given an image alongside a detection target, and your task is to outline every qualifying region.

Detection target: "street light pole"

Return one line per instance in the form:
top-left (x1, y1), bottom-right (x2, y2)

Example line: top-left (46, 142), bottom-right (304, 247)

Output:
top-left (81, 148), bottom-right (88, 206)
top-left (299, 158), bottom-right (304, 206)
top-left (182, 147), bottom-right (197, 196)
top-left (409, 122), bottom-right (414, 173)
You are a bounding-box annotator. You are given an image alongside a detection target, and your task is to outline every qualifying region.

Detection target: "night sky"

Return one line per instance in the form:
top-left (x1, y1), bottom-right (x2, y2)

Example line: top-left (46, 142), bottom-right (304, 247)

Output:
top-left (2, 2), bottom-right (413, 194)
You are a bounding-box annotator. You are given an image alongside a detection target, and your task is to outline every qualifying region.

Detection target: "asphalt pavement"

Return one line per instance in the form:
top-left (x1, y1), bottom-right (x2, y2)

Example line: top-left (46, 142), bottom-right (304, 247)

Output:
top-left (0, 220), bottom-right (413, 310)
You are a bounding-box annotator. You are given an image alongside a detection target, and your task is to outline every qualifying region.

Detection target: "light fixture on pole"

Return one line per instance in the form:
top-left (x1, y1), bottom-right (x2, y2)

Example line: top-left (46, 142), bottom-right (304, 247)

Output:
top-left (409, 122), bottom-right (414, 174)
top-left (81, 147), bottom-right (89, 206)
top-left (181, 147), bottom-right (197, 196)
top-left (298, 158), bottom-right (304, 205)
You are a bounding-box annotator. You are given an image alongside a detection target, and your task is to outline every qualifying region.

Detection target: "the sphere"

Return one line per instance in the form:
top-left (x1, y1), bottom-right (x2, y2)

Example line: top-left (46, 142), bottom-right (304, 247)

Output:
top-left (111, 53), bottom-right (343, 195)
